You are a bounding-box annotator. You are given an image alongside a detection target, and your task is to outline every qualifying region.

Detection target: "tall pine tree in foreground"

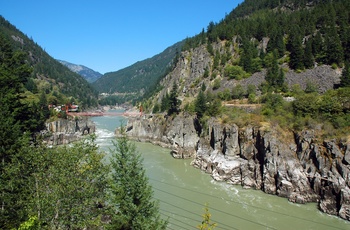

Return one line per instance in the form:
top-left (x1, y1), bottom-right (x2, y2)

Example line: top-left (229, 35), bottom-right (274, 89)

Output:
top-left (108, 128), bottom-right (167, 230)
top-left (0, 35), bottom-right (36, 229)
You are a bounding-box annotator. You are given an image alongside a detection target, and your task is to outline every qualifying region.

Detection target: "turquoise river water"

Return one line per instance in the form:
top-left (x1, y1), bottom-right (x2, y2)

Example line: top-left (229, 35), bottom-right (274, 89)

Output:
top-left (91, 113), bottom-right (350, 230)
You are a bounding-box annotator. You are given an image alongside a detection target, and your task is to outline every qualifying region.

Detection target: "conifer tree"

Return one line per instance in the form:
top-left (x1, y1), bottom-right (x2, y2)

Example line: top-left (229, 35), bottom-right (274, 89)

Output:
top-left (312, 31), bottom-right (326, 64)
top-left (240, 39), bottom-right (254, 73)
top-left (340, 61), bottom-right (350, 87)
top-left (265, 50), bottom-right (285, 90)
top-left (325, 27), bottom-right (344, 66)
top-left (195, 90), bottom-right (207, 119)
top-left (108, 128), bottom-right (167, 230)
top-left (288, 30), bottom-right (304, 70)
top-left (265, 51), bottom-right (279, 87)
top-left (160, 92), bottom-right (170, 112)
top-left (0, 35), bottom-right (35, 229)
top-left (304, 39), bottom-right (315, 69)
top-left (267, 30), bottom-right (285, 58)
top-left (168, 83), bottom-right (180, 115)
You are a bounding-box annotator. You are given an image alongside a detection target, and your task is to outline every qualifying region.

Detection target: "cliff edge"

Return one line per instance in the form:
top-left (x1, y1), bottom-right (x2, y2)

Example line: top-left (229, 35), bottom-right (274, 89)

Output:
top-left (43, 118), bottom-right (96, 146)
top-left (120, 113), bottom-right (350, 221)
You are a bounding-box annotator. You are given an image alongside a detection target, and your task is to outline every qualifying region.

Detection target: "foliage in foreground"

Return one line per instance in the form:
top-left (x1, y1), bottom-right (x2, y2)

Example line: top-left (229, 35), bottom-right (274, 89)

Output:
top-left (29, 136), bottom-right (108, 229)
top-left (107, 128), bottom-right (167, 230)
top-left (1, 134), bottom-right (109, 229)
top-left (197, 204), bottom-right (217, 230)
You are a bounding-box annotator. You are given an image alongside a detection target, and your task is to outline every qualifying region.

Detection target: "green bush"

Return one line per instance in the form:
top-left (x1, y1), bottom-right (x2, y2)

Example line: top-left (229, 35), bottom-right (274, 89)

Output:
top-left (232, 84), bottom-right (245, 99)
top-left (212, 78), bottom-right (221, 90)
top-left (224, 65), bottom-right (247, 80)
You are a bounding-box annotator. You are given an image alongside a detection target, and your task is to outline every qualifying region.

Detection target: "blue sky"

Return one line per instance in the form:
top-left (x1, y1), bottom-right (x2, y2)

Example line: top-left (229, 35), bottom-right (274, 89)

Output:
top-left (1, 0), bottom-right (243, 74)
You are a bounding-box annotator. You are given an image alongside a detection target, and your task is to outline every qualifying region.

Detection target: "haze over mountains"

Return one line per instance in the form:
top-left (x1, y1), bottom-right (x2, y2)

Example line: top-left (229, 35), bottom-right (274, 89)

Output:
top-left (57, 60), bottom-right (102, 83)
top-left (92, 41), bottom-right (183, 95)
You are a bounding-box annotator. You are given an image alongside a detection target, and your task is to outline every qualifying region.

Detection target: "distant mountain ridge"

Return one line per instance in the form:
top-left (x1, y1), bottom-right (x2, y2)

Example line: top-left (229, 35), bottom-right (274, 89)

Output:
top-left (58, 60), bottom-right (102, 83)
top-left (0, 16), bottom-right (98, 108)
top-left (93, 41), bottom-right (183, 96)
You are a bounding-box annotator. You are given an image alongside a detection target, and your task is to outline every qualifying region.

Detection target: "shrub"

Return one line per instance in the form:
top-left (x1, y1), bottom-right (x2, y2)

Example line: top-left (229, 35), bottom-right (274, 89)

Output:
top-left (248, 93), bottom-right (257, 103)
top-left (217, 89), bottom-right (231, 101)
top-left (232, 84), bottom-right (245, 99)
top-left (152, 103), bottom-right (160, 113)
top-left (292, 93), bottom-right (319, 117)
top-left (224, 65), bottom-right (247, 80)
top-left (305, 81), bottom-right (318, 93)
top-left (212, 78), bottom-right (221, 90)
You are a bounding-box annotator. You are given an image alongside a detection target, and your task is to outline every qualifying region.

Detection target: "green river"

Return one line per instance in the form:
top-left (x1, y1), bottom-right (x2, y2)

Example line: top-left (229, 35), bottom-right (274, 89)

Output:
top-left (91, 113), bottom-right (350, 230)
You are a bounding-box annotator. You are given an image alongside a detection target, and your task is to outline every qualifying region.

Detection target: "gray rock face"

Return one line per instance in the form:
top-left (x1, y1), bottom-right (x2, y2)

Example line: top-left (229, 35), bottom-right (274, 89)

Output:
top-left (120, 113), bottom-right (199, 158)
top-left (124, 114), bottom-right (350, 221)
top-left (43, 118), bottom-right (95, 145)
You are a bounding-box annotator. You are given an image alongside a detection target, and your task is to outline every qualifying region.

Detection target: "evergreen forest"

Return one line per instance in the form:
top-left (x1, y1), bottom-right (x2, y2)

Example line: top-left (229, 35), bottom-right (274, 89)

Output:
top-left (183, 0), bottom-right (350, 70)
top-left (143, 0), bottom-right (350, 138)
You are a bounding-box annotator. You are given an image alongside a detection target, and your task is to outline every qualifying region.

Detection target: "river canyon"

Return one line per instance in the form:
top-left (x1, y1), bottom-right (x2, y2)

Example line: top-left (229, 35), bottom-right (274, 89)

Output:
top-left (91, 112), bottom-right (349, 230)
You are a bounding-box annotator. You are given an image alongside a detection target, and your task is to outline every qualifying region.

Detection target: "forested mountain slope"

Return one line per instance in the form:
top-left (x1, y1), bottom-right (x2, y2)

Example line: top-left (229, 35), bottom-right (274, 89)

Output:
top-left (183, 0), bottom-right (350, 68)
top-left (93, 41), bottom-right (183, 100)
top-left (0, 16), bottom-right (98, 108)
top-left (140, 0), bottom-right (350, 137)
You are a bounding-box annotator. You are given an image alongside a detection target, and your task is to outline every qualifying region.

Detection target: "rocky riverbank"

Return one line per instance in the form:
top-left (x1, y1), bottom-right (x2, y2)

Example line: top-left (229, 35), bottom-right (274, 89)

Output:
top-left (42, 117), bottom-right (95, 146)
top-left (120, 113), bottom-right (350, 221)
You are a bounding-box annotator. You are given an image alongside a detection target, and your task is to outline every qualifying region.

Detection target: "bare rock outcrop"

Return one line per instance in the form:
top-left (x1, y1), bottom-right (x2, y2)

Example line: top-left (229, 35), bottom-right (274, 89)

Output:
top-left (119, 113), bottom-right (200, 158)
top-left (43, 118), bottom-right (95, 145)
top-left (123, 114), bottom-right (350, 221)
top-left (192, 119), bottom-right (350, 220)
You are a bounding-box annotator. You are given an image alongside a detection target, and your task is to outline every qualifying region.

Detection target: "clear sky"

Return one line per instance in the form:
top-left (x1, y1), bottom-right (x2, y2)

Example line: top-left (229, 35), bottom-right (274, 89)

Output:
top-left (0, 0), bottom-right (243, 74)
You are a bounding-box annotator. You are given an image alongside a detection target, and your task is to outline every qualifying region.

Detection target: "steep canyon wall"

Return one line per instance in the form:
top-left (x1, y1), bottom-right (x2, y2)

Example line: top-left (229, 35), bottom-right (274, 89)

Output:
top-left (122, 114), bottom-right (350, 221)
top-left (43, 118), bottom-right (95, 145)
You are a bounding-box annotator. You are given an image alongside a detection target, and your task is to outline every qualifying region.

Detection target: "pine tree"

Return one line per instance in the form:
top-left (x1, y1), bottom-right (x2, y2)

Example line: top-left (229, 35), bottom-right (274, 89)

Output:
top-left (267, 30), bottom-right (285, 58)
top-left (312, 31), bottom-right (326, 64)
top-left (0, 35), bottom-right (35, 229)
top-left (276, 68), bottom-right (285, 90)
top-left (168, 83), bottom-right (180, 115)
top-left (325, 27), bottom-right (344, 66)
top-left (240, 39), bottom-right (254, 73)
top-left (304, 39), bottom-right (315, 69)
top-left (265, 50), bottom-right (285, 91)
top-left (288, 31), bottom-right (304, 70)
top-left (195, 90), bottom-right (207, 119)
top-left (108, 128), bottom-right (167, 230)
top-left (340, 61), bottom-right (350, 87)
top-left (265, 51), bottom-right (279, 87)
top-left (160, 92), bottom-right (170, 112)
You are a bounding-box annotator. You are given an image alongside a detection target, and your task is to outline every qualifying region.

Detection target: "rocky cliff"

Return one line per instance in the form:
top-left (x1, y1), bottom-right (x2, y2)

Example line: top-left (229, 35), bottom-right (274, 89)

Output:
top-left (155, 43), bottom-right (340, 106)
top-left (122, 114), bottom-right (350, 221)
top-left (43, 118), bottom-right (95, 146)
top-left (119, 113), bottom-right (199, 158)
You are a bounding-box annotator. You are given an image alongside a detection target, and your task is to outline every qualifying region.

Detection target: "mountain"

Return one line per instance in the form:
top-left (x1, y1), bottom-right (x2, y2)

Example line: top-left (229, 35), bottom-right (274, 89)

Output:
top-left (149, 0), bottom-right (350, 123)
top-left (124, 0), bottom-right (350, 222)
top-left (0, 16), bottom-right (98, 108)
top-left (57, 60), bottom-right (102, 83)
top-left (92, 41), bottom-right (183, 97)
